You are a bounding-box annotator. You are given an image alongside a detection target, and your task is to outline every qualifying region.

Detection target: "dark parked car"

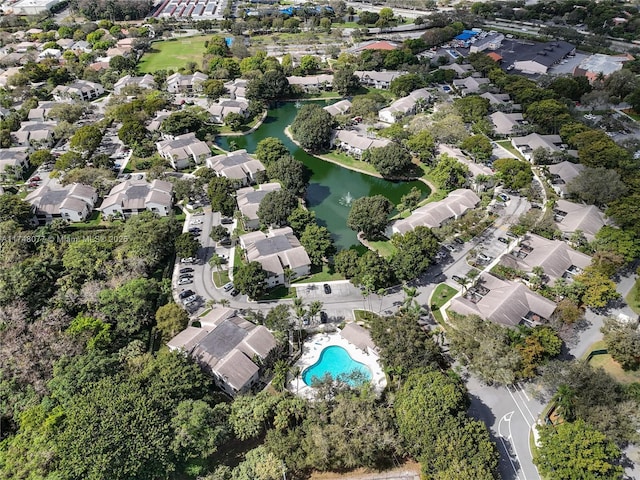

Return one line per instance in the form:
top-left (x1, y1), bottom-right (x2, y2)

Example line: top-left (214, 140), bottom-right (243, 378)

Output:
top-left (180, 268), bottom-right (194, 274)
top-left (219, 238), bottom-right (232, 246)
top-left (323, 283), bottom-right (332, 294)
top-left (498, 237), bottom-right (509, 244)
top-left (452, 275), bottom-right (464, 283)
top-left (221, 217), bottom-right (233, 224)
top-left (179, 289), bottom-right (195, 299)
top-left (230, 288), bottom-right (240, 297)
top-left (453, 237), bottom-right (464, 245)
top-left (320, 311), bottom-right (328, 324)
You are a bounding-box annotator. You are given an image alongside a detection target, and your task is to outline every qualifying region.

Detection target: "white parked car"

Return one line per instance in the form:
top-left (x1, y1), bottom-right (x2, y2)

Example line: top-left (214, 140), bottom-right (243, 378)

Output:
top-left (178, 278), bottom-right (193, 285)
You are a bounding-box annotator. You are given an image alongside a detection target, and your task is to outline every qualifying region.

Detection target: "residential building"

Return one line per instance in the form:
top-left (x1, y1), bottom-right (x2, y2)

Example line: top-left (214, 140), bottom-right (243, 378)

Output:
top-left (546, 161), bottom-right (584, 197)
top-left (470, 33), bottom-right (505, 53)
top-left (25, 183), bottom-right (98, 224)
top-left (486, 52), bottom-right (503, 63)
top-left (10, 0), bottom-right (62, 15)
top-left (512, 41), bottom-right (575, 75)
top-left (0, 147), bottom-right (29, 176)
top-left (208, 99), bottom-right (249, 124)
top-left (28, 101), bottom-right (59, 121)
top-left (390, 189), bottom-right (480, 235)
top-left (332, 130), bottom-right (391, 159)
top-left (206, 150), bottom-right (265, 186)
top-left (441, 63), bottom-right (474, 78)
top-left (450, 273), bottom-right (557, 327)
top-left (166, 72), bottom-right (207, 94)
top-left (500, 233), bottom-right (592, 285)
top-left (70, 40), bottom-right (92, 54)
top-left (239, 227), bottom-right (311, 287)
top-left (156, 132), bottom-right (211, 170)
top-left (354, 70), bottom-right (403, 89)
top-left (573, 53), bottom-right (633, 83)
top-left (490, 111), bottom-right (525, 135)
top-left (12, 121), bottom-right (56, 146)
top-left (236, 182), bottom-right (281, 230)
top-left (38, 48), bottom-right (61, 60)
top-left (52, 80), bottom-right (104, 101)
top-left (224, 78), bottom-right (247, 101)
top-left (148, 111), bottom-right (171, 132)
top-left (378, 88), bottom-right (431, 123)
top-left (480, 92), bottom-right (511, 105)
top-left (452, 76), bottom-right (490, 96)
top-left (553, 199), bottom-right (606, 242)
top-left (511, 133), bottom-right (564, 162)
top-left (100, 179), bottom-right (173, 218)
top-left (113, 74), bottom-right (156, 94)
top-left (0, 67), bottom-right (23, 87)
top-left (286, 74), bottom-right (333, 93)
top-left (323, 99), bottom-right (351, 117)
top-left (168, 308), bottom-right (277, 396)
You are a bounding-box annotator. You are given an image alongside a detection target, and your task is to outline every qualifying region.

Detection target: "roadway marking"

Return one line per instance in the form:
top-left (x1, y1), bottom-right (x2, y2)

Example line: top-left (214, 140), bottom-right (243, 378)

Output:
top-left (497, 412), bottom-right (526, 480)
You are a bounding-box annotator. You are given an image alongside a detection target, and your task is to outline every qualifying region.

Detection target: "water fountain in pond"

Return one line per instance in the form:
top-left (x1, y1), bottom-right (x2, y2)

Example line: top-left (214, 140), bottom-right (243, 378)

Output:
top-left (294, 100), bottom-right (302, 109)
top-left (338, 192), bottom-right (354, 207)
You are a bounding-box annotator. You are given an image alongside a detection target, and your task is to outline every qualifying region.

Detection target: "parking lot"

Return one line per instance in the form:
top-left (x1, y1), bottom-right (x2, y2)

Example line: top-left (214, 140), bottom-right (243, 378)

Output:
top-left (294, 280), bottom-right (361, 301)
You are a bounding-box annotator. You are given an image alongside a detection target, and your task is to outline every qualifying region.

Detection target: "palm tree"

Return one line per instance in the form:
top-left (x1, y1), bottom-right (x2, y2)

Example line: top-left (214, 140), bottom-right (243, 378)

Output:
top-left (293, 297), bottom-right (306, 353)
top-left (401, 285), bottom-right (418, 311)
top-left (308, 300), bottom-right (323, 324)
top-left (377, 287), bottom-right (386, 313)
top-left (552, 384), bottom-right (576, 422)
top-left (272, 360), bottom-right (289, 392)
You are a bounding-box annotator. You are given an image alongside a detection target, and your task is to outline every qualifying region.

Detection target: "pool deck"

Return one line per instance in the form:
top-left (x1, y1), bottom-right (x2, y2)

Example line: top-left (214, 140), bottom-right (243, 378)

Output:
top-left (289, 331), bottom-right (387, 398)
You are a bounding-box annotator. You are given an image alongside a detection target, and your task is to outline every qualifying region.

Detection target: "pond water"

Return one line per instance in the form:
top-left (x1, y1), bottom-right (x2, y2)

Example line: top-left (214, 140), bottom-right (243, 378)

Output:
top-left (216, 101), bottom-right (430, 249)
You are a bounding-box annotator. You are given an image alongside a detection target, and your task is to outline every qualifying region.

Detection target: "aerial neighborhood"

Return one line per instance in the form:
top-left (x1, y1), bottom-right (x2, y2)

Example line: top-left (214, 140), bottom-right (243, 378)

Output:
top-left (1, 0), bottom-right (640, 479)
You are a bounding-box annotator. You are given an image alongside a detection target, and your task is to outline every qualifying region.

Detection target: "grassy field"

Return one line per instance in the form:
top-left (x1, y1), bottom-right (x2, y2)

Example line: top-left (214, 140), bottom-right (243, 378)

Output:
top-left (138, 36), bottom-right (214, 73)
top-left (588, 341), bottom-right (640, 384)
top-left (292, 264), bottom-right (344, 284)
top-left (261, 285), bottom-right (296, 301)
top-left (367, 238), bottom-right (397, 257)
top-left (321, 151), bottom-right (379, 176)
top-left (212, 270), bottom-right (230, 288)
top-left (495, 140), bottom-right (526, 161)
top-left (625, 279), bottom-right (640, 314)
top-left (431, 283), bottom-right (458, 310)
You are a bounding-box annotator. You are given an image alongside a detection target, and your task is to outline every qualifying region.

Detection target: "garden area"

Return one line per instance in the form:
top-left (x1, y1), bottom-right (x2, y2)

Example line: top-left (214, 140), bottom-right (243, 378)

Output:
top-left (138, 35), bottom-right (214, 73)
top-left (587, 341), bottom-right (640, 385)
top-left (431, 283), bottom-right (458, 325)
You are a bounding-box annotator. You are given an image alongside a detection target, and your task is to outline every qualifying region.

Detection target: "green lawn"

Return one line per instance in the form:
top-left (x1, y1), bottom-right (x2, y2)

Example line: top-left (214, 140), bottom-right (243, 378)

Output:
top-left (64, 211), bottom-right (104, 230)
top-left (298, 91), bottom-right (342, 100)
top-left (367, 238), bottom-right (397, 257)
top-left (261, 285), bottom-right (296, 301)
top-left (138, 36), bottom-right (214, 73)
top-left (621, 108), bottom-right (640, 121)
top-left (292, 264), bottom-right (344, 283)
top-left (625, 279), bottom-right (640, 314)
top-left (212, 270), bottom-right (230, 288)
top-left (588, 341), bottom-right (640, 385)
top-left (431, 283), bottom-right (458, 310)
top-left (495, 140), bottom-right (526, 161)
top-left (321, 151), bottom-right (379, 175)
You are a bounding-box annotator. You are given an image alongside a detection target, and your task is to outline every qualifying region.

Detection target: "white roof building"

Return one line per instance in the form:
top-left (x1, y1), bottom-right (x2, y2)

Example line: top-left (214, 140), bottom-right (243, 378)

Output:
top-left (379, 88), bottom-right (431, 123)
top-left (113, 74), bottom-right (156, 94)
top-left (553, 199), bottom-right (607, 242)
top-left (25, 183), bottom-right (98, 224)
top-left (166, 72), bottom-right (207, 93)
top-left (547, 161), bottom-right (585, 197)
top-left (52, 80), bottom-right (104, 101)
top-left (206, 150), bottom-right (265, 186)
top-left (490, 112), bottom-right (525, 135)
top-left (236, 182), bottom-right (281, 231)
top-left (332, 130), bottom-right (390, 159)
top-left (323, 99), bottom-right (352, 117)
top-left (390, 189), bottom-right (480, 235)
top-left (239, 226), bottom-right (311, 288)
top-left (156, 132), bottom-right (211, 170)
top-left (168, 308), bottom-right (277, 397)
top-left (100, 179), bottom-right (173, 218)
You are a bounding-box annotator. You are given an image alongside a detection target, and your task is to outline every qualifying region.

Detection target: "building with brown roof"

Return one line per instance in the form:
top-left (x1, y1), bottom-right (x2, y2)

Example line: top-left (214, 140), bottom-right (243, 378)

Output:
top-left (500, 233), bottom-right (592, 285)
top-left (553, 199), bottom-right (607, 242)
top-left (156, 132), bottom-right (211, 170)
top-left (450, 273), bottom-right (557, 327)
top-left (206, 150), bottom-right (265, 186)
top-left (236, 182), bottom-right (281, 230)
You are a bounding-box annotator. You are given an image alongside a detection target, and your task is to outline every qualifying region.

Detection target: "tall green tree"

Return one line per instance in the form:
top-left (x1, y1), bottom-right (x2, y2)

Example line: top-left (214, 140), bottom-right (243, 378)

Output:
top-left (257, 189), bottom-right (298, 227)
top-left (300, 224), bottom-right (335, 267)
top-left (290, 104), bottom-right (333, 152)
top-left (368, 143), bottom-right (413, 178)
top-left (534, 420), bottom-right (623, 480)
top-left (233, 261), bottom-right (267, 299)
top-left (255, 137), bottom-right (290, 165)
top-left (347, 195), bottom-right (393, 239)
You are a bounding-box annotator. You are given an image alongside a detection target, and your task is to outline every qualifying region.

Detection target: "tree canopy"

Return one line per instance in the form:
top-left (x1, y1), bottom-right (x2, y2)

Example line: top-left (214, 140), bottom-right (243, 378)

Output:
top-left (290, 104), bottom-right (333, 152)
top-left (347, 195), bottom-right (393, 239)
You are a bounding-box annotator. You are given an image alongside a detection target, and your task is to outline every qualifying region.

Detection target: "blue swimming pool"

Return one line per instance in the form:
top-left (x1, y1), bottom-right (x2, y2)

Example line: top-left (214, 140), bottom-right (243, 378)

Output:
top-left (302, 345), bottom-right (372, 386)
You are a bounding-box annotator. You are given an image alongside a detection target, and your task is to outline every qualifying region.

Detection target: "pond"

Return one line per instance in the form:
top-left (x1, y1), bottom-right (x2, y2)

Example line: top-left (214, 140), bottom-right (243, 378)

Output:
top-left (216, 101), bottom-right (430, 249)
